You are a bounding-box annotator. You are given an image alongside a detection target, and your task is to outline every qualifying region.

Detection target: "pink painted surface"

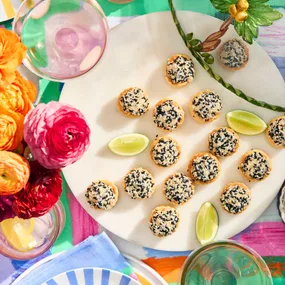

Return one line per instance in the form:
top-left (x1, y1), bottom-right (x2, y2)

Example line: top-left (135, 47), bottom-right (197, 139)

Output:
top-left (232, 222), bottom-right (285, 256)
top-left (68, 193), bottom-right (99, 245)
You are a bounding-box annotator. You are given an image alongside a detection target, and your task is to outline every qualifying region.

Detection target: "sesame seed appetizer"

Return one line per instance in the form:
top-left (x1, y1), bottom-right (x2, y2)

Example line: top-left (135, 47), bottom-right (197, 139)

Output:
top-left (123, 168), bottom-right (155, 199)
top-left (208, 127), bottom-right (240, 158)
top-left (239, 149), bottom-right (272, 182)
top-left (149, 205), bottom-right (180, 237)
top-left (153, 99), bottom-right (185, 131)
top-left (163, 173), bottom-right (195, 205)
top-left (150, 136), bottom-right (181, 167)
top-left (85, 180), bottom-right (119, 210)
top-left (220, 182), bottom-right (251, 214)
top-left (266, 116), bottom-right (285, 148)
top-left (118, 87), bottom-right (149, 118)
top-left (165, 54), bottom-right (195, 87)
top-left (190, 90), bottom-right (222, 123)
top-left (188, 152), bottom-right (221, 184)
top-left (219, 39), bottom-right (249, 71)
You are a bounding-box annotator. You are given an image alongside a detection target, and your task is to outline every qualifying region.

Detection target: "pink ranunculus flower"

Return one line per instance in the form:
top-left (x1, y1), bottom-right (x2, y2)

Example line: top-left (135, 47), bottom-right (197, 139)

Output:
top-left (24, 101), bottom-right (90, 169)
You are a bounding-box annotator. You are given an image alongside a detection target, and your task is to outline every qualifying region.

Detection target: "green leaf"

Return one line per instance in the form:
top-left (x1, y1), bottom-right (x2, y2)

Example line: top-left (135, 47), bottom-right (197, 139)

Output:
top-left (190, 39), bottom-right (201, 46)
top-left (186, 33), bottom-right (193, 41)
top-left (210, 0), bottom-right (236, 14)
top-left (193, 45), bottom-right (202, 52)
top-left (234, 3), bottom-right (282, 43)
top-left (248, 0), bottom-right (269, 3)
top-left (201, 53), bottom-right (211, 58)
top-left (204, 55), bottom-right (215, 64)
top-left (249, 4), bottom-right (283, 25)
top-left (234, 21), bottom-right (243, 36)
top-left (245, 16), bottom-right (259, 38)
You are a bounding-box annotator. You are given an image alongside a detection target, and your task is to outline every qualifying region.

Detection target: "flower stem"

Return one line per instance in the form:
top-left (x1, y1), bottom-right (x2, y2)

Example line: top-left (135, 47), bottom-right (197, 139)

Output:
top-left (168, 0), bottom-right (285, 113)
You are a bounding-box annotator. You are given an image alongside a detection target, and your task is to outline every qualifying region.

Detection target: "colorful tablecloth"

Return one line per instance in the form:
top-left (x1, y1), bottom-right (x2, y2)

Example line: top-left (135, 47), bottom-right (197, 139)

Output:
top-left (0, 1), bottom-right (285, 284)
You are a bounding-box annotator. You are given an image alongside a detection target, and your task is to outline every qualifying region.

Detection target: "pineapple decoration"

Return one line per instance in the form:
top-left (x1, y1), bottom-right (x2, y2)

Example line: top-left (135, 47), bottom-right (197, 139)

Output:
top-left (168, 0), bottom-right (285, 112)
top-left (200, 0), bottom-right (283, 51)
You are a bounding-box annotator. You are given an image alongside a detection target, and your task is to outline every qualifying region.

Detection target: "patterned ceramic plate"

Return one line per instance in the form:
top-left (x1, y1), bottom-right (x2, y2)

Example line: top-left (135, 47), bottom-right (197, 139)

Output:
top-left (41, 268), bottom-right (141, 285)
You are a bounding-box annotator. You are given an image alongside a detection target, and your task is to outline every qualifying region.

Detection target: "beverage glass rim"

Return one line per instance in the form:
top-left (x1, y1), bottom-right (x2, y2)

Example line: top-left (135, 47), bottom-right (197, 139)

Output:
top-left (180, 239), bottom-right (273, 285)
top-left (12, 0), bottom-right (109, 82)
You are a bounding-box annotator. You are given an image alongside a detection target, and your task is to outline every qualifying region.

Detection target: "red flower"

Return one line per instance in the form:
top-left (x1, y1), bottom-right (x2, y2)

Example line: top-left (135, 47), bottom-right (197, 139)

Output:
top-left (0, 195), bottom-right (15, 222)
top-left (13, 161), bottom-right (62, 219)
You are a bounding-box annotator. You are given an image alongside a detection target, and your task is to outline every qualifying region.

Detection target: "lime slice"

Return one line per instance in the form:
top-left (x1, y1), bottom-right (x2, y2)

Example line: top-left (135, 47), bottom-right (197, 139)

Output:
top-left (226, 110), bottom-right (267, 135)
top-left (1, 217), bottom-right (37, 252)
top-left (196, 202), bottom-right (219, 245)
top-left (108, 133), bottom-right (149, 156)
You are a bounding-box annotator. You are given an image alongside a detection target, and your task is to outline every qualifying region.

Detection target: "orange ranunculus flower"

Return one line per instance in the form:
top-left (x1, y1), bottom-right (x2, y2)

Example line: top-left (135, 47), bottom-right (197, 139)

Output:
top-left (0, 151), bottom-right (30, 195)
top-left (0, 71), bottom-right (37, 115)
top-left (0, 106), bottom-right (24, 151)
top-left (0, 29), bottom-right (27, 90)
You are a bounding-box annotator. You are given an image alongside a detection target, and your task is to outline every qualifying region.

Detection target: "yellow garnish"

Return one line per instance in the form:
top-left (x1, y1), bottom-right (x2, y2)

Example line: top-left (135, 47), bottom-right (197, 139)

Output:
top-left (235, 11), bottom-right (248, 22)
top-left (229, 4), bottom-right (238, 17)
top-left (229, 0), bottom-right (249, 23)
top-left (237, 0), bottom-right (249, 11)
top-left (0, 217), bottom-right (37, 252)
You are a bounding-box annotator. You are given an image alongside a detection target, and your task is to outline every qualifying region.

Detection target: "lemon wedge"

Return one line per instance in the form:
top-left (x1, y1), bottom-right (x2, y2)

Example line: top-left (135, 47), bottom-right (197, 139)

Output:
top-left (1, 217), bottom-right (37, 252)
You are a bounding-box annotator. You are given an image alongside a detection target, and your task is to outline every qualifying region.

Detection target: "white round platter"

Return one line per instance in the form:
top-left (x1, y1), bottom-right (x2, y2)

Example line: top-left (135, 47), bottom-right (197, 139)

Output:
top-left (60, 11), bottom-right (285, 251)
top-left (12, 252), bottom-right (167, 285)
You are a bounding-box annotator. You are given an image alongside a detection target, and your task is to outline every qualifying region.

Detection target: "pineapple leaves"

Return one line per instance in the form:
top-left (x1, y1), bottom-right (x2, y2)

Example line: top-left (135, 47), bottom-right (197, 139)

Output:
top-left (235, 3), bottom-right (282, 43)
top-left (211, 0), bottom-right (282, 44)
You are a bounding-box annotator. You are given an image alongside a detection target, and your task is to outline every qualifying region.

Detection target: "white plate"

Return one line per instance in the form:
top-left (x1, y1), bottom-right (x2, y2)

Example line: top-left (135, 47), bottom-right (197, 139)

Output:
top-left (12, 252), bottom-right (167, 285)
top-left (41, 268), bottom-right (140, 285)
top-left (60, 11), bottom-right (285, 251)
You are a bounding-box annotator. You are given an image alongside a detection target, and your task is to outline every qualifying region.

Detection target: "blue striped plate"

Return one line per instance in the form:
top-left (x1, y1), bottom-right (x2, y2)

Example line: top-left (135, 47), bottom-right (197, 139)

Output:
top-left (41, 268), bottom-right (141, 285)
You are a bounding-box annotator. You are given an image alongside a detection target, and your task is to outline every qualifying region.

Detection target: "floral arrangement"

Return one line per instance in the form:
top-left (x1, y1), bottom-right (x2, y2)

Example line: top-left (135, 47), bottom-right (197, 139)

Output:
top-left (0, 28), bottom-right (91, 223)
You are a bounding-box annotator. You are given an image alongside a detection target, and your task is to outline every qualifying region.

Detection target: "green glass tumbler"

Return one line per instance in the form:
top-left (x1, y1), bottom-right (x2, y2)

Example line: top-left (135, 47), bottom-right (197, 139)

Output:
top-left (181, 240), bottom-right (272, 285)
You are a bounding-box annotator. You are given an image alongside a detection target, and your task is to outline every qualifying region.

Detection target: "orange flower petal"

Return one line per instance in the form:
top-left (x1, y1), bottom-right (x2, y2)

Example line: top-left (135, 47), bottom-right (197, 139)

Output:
top-left (0, 71), bottom-right (36, 115)
top-left (0, 106), bottom-right (24, 151)
top-left (0, 151), bottom-right (30, 195)
top-left (0, 29), bottom-right (27, 90)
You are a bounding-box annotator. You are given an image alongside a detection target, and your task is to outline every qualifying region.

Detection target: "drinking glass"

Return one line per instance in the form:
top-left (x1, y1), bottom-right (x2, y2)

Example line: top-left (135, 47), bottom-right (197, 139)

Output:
top-left (0, 201), bottom-right (65, 260)
top-left (181, 240), bottom-right (273, 285)
top-left (13, 0), bottom-right (108, 81)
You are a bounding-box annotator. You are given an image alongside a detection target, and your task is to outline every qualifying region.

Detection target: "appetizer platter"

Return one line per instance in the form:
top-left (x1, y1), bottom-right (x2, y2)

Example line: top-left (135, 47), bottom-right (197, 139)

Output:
top-left (60, 11), bottom-right (285, 251)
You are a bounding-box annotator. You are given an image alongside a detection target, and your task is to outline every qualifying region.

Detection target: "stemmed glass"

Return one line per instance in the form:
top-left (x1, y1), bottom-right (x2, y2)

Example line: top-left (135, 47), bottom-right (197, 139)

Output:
top-left (180, 240), bottom-right (273, 285)
top-left (13, 0), bottom-right (108, 81)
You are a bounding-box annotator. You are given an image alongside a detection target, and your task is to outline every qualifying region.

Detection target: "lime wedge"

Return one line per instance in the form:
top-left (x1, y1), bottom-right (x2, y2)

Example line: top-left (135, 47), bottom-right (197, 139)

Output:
top-left (108, 133), bottom-right (149, 156)
top-left (226, 110), bottom-right (267, 135)
top-left (196, 202), bottom-right (219, 245)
